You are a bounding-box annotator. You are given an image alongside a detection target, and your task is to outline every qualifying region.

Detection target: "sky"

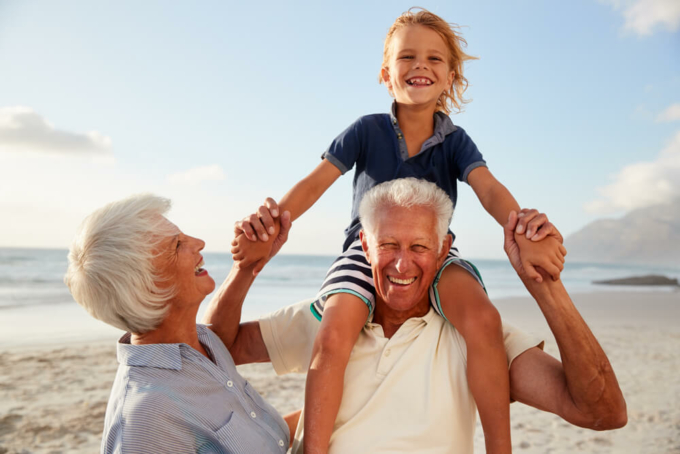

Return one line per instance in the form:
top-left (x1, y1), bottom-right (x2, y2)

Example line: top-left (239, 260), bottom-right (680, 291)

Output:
top-left (0, 0), bottom-right (678, 258)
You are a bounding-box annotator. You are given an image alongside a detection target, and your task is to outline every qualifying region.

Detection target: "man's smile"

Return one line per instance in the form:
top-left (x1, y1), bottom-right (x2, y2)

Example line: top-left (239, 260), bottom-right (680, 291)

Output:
top-left (387, 275), bottom-right (418, 285)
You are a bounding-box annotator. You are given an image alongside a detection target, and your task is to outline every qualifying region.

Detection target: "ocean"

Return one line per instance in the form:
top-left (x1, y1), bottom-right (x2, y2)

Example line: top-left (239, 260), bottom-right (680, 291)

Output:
top-left (1, 247), bottom-right (678, 347)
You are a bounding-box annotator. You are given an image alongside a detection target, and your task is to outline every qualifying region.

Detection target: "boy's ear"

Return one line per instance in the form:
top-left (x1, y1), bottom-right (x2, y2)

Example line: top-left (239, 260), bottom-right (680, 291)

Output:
top-left (360, 230), bottom-right (371, 264)
top-left (446, 70), bottom-right (455, 90)
top-left (381, 67), bottom-right (393, 92)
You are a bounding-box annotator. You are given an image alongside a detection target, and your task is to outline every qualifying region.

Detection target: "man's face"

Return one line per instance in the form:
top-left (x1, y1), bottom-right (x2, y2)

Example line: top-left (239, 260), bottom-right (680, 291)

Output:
top-left (361, 204), bottom-right (450, 317)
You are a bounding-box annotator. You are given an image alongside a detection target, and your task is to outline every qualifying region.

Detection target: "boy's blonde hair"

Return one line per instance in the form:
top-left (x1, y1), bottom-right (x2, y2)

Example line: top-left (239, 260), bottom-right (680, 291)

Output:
top-left (379, 8), bottom-right (477, 115)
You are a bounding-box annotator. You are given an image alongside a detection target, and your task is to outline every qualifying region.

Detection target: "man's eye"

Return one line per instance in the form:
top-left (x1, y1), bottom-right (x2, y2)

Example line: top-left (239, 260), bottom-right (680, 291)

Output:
top-left (176, 240), bottom-right (181, 250)
top-left (413, 245), bottom-right (428, 252)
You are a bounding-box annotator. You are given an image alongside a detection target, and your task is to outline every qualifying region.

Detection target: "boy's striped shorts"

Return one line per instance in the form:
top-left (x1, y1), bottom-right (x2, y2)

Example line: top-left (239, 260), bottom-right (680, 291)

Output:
top-left (311, 238), bottom-right (486, 323)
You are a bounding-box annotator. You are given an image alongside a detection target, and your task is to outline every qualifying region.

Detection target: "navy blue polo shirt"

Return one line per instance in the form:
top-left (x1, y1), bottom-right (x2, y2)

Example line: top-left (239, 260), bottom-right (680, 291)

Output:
top-left (322, 104), bottom-right (487, 250)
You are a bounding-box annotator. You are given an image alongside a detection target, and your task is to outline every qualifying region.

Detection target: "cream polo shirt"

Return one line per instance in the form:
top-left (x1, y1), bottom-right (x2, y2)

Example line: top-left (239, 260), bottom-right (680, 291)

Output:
top-left (259, 300), bottom-right (543, 454)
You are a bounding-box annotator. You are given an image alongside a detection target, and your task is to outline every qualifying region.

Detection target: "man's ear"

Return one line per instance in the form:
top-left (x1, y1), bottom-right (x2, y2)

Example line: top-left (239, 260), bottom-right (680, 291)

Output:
top-left (438, 233), bottom-right (453, 267)
top-left (360, 230), bottom-right (371, 264)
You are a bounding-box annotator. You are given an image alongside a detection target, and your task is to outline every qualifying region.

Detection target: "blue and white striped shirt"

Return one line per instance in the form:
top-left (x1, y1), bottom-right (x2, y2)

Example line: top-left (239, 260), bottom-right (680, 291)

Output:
top-left (101, 324), bottom-right (289, 454)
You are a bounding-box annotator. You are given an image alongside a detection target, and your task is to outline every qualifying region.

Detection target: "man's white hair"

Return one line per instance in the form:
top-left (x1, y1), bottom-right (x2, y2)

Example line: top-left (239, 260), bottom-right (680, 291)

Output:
top-left (64, 194), bottom-right (177, 334)
top-left (359, 178), bottom-right (453, 243)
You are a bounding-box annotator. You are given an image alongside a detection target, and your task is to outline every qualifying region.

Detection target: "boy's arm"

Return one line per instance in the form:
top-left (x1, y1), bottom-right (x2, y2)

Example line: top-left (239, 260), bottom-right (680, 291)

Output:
top-left (468, 166), bottom-right (521, 227)
top-left (468, 167), bottom-right (562, 241)
top-left (238, 159), bottom-right (342, 243)
top-left (231, 159), bottom-right (341, 274)
top-left (468, 167), bottom-right (566, 282)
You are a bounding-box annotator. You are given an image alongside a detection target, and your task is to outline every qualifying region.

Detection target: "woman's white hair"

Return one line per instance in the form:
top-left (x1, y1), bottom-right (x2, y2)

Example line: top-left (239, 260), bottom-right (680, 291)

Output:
top-left (64, 194), bottom-right (177, 334)
top-left (359, 178), bottom-right (453, 243)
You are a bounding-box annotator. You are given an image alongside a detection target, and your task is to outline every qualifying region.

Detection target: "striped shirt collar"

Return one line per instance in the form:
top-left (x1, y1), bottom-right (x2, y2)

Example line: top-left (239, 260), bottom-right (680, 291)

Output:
top-left (116, 325), bottom-right (216, 370)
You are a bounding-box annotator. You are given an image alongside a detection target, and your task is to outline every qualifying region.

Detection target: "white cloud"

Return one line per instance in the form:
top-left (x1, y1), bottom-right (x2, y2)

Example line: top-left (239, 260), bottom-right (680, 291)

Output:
top-left (602, 0), bottom-right (680, 35)
top-left (0, 106), bottom-right (112, 154)
top-left (585, 131), bottom-right (680, 213)
top-left (166, 164), bottom-right (226, 185)
top-left (656, 103), bottom-right (680, 122)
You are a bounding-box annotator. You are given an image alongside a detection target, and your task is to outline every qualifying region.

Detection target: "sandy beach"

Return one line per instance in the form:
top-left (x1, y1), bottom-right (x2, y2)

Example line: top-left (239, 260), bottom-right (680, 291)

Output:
top-left (1, 290), bottom-right (678, 453)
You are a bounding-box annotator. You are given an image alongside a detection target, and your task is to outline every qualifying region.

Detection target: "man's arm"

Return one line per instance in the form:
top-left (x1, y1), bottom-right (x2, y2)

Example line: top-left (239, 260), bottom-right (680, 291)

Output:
top-left (504, 211), bottom-right (627, 430)
top-left (203, 206), bottom-right (291, 350)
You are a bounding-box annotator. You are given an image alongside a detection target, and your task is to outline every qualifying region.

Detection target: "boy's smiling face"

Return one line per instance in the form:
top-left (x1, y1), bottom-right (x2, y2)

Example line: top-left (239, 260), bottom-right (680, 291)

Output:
top-left (382, 25), bottom-right (455, 110)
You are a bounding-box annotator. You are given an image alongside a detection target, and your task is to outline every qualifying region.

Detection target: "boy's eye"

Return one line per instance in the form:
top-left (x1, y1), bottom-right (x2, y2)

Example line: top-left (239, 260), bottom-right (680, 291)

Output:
top-left (399, 55), bottom-right (414, 60)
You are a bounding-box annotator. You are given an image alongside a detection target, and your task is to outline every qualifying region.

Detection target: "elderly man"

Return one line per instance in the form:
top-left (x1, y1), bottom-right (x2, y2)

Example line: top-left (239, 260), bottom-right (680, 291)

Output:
top-left (206, 178), bottom-right (626, 453)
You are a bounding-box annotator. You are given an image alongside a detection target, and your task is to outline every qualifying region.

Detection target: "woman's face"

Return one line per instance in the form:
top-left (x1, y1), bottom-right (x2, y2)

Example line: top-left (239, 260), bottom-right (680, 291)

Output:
top-left (154, 218), bottom-right (215, 309)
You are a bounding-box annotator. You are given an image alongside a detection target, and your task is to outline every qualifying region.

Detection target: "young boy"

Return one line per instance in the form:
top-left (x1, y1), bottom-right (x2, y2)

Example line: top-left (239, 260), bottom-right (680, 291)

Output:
top-left (232, 8), bottom-right (566, 453)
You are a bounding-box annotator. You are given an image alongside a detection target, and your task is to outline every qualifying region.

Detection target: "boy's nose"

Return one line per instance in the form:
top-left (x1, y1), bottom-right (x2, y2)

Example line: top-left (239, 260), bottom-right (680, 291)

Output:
top-left (413, 58), bottom-right (427, 70)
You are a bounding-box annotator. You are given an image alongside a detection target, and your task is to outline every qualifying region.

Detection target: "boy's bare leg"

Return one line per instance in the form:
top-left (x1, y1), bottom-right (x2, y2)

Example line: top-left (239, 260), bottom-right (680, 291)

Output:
top-left (304, 293), bottom-right (369, 454)
top-left (437, 265), bottom-right (511, 454)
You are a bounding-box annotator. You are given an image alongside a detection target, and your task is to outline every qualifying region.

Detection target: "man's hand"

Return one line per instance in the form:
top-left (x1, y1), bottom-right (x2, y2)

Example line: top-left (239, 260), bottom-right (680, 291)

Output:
top-left (515, 208), bottom-right (564, 243)
top-left (231, 198), bottom-right (291, 276)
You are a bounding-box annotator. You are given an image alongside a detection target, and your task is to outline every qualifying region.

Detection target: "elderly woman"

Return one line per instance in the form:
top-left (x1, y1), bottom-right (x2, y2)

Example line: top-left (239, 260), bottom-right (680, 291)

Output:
top-left (65, 194), bottom-right (295, 454)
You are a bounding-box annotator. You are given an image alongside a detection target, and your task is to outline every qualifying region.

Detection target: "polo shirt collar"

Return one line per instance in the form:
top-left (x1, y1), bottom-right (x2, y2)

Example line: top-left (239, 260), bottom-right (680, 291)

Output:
top-left (366, 307), bottom-right (438, 335)
top-left (389, 101), bottom-right (457, 151)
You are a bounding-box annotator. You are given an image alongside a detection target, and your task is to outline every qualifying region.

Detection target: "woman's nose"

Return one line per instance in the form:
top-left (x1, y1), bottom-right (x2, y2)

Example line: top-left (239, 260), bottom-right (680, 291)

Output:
top-left (189, 236), bottom-right (205, 251)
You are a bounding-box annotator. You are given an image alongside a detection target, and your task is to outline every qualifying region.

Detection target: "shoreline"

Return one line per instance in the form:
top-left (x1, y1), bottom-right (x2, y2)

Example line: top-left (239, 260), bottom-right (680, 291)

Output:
top-left (1, 290), bottom-right (678, 453)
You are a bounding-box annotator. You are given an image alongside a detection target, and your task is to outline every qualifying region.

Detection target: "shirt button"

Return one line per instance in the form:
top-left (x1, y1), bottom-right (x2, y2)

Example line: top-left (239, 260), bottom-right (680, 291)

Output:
top-left (385, 349), bottom-right (391, 357)
top-left (250, 411), bottom-right (257, 418)
top-left (278, 440), bottom-right (285, 447)
top-left (227, 380), bottom-right (233, 387)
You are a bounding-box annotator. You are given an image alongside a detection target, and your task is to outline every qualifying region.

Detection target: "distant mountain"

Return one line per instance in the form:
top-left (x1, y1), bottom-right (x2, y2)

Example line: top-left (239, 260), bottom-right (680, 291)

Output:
top-left (565, 200), bottom-right (680, 267)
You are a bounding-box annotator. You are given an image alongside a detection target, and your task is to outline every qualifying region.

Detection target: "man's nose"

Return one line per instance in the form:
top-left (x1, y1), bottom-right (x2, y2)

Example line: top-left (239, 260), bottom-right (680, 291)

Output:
top-left (394, 251), bottom-right (410, 273)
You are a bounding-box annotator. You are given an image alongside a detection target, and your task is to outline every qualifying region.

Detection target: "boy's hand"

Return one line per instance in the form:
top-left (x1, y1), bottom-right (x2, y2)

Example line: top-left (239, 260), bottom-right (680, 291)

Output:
top-left (515, 208), bottom-right (564, 243)
top-left (510, 209), bottom-right (567, 283)
top-left (231, 199), bottom-right (291, 276)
